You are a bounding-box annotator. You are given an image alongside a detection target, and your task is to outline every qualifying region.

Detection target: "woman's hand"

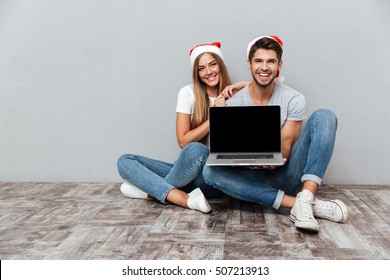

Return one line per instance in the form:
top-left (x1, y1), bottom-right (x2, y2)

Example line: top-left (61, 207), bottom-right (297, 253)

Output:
top-left (220, 84), bottom-right (237, 99)
top-left (213, 94), bottom-right (226, 107)
top-left (215, 81), bottom-right (250, 107)
top-left (220, 81), bottom-right (250, 99)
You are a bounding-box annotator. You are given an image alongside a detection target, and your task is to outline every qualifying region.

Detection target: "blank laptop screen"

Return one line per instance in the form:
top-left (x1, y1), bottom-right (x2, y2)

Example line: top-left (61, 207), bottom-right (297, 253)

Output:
top-left (209, 106), bottom-right (281, 153)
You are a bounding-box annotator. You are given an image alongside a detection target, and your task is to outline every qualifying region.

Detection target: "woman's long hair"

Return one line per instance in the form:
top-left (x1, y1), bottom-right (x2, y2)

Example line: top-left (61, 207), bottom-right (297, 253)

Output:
top-left (191, 53), bottom-right (231, 143)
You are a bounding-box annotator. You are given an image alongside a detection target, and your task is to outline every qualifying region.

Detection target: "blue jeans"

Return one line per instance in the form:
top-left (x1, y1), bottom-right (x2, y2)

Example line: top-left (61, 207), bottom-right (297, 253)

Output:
top-left (203, 109), bottom-right (338, 209)
top-left (117, 142), bottom-right (221, 203)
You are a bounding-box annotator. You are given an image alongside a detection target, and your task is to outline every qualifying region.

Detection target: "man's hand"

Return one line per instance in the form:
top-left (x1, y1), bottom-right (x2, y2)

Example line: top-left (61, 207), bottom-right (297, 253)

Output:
top-left (249, 158), bottom-right (287, 170)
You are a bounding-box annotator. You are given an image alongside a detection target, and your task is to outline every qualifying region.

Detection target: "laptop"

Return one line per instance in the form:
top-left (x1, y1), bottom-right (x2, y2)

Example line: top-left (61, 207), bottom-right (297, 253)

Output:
top-left (206, 105), bottom-right (284, 166)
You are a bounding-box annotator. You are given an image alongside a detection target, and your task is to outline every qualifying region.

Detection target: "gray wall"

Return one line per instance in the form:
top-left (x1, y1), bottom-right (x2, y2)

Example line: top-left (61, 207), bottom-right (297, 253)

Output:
top-left (1, 0), bottom-right (389, 184)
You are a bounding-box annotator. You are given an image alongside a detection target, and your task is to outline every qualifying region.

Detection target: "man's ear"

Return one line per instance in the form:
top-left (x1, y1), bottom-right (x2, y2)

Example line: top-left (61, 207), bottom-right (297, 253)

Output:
top-left (278, 60), bottom-right (283, 72)
top-left (247, 59), bottom-right (251, 71)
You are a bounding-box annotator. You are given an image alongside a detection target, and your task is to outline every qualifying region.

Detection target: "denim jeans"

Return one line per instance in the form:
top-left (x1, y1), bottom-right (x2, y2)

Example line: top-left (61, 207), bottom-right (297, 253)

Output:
top-left (117, 142), bottom-right (221, 203)
top-left (203, 109), bottom-right (338, 209)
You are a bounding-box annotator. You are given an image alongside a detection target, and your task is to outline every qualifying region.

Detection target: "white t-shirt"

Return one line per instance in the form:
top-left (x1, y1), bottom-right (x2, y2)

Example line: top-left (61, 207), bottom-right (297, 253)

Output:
top-left (176, 84), bottom-right (216, 115)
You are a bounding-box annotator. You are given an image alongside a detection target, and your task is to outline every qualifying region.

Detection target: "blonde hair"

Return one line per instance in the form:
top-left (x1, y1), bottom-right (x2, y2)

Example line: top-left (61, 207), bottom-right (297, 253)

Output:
top-left (191, 53), bottom-right (231, 143)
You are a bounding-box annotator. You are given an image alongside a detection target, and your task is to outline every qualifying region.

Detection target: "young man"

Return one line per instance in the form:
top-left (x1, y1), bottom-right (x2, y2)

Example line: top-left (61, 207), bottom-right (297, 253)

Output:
top-left (203, 36), bottom-right (348, 232)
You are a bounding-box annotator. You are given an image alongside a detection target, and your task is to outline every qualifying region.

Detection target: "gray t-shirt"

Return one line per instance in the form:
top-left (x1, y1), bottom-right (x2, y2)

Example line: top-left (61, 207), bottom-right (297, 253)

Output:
top-left (226, 82), bottom-right (306, 127)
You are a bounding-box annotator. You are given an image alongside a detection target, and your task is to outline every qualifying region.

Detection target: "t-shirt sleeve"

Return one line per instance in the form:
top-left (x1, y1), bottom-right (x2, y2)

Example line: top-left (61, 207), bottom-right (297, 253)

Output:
top-left (287, 94), bottom-right (306, 121)
top-left (176, 85), bottom-right (194, 114)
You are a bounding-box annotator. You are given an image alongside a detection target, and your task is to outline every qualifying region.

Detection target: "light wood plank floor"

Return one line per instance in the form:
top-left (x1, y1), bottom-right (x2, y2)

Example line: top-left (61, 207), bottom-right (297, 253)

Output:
top-left (0, 182), bottom-right (389, 260)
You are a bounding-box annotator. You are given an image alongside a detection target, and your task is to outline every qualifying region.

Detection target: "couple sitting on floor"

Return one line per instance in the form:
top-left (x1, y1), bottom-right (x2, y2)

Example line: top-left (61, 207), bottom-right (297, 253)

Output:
top-left (117, 36), bottom-right (348, 233)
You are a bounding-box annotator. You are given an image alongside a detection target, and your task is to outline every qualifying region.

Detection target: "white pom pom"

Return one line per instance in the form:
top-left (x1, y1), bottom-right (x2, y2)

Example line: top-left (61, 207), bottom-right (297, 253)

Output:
top-left (276, 75), bottom-right (284, 84)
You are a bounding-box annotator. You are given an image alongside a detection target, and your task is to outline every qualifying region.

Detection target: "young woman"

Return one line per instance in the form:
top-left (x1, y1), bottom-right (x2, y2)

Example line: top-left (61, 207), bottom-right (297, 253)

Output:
top-left (117, 42), bottom-right (246, 213)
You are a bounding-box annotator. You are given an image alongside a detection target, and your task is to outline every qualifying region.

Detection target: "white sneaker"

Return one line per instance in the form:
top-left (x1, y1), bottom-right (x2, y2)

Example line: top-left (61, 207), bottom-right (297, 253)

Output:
top-left (120, 182), bottom-right (148, 199)
top-left (290, 189), bottom-right (319, 232)
top-left (187, 188), bottom-right (212, 213)
top-left (313, 198), bottom-right (348, 223)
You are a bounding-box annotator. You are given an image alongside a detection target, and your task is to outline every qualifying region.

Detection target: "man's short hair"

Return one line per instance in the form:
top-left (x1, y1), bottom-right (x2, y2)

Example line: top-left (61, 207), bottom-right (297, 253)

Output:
top-left (248, 37), bottom-right (283, 62)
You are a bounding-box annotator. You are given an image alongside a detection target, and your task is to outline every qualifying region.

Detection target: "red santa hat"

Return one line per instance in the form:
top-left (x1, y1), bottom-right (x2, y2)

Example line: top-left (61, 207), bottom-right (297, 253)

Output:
top-left (189, 42), bottom-right (224, 67)
top-left (246, 35), bottom-right (284, 83)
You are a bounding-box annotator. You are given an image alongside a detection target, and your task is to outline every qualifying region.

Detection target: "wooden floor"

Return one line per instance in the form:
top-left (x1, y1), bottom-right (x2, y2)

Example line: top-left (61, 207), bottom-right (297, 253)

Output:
top-left (0, 182), bottom-right (389, 260)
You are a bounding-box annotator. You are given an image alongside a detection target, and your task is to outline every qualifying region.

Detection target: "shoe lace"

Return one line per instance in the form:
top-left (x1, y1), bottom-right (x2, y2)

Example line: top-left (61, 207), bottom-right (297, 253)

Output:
top-left (299, 196), bottom-right (315, 219)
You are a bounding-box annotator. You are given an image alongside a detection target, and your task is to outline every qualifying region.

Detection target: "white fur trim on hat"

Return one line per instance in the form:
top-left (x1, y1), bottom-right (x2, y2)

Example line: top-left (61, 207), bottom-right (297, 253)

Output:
top-left (189, 42), bottom-right (224, 66)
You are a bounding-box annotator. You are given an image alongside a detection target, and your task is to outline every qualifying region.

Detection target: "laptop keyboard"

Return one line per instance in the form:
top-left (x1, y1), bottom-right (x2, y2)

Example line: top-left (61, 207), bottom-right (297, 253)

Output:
top-left (217, 154), bottom-right (274, 159)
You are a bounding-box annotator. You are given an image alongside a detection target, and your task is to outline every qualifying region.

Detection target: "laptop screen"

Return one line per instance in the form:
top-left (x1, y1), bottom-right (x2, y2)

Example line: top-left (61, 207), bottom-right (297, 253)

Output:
top-left (209, 105), bottom-right (281, 153)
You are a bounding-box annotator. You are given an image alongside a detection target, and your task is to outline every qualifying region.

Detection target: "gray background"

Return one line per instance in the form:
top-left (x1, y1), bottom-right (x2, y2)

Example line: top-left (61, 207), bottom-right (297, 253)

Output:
top-left (1, 0), bottom-right (389, 184)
